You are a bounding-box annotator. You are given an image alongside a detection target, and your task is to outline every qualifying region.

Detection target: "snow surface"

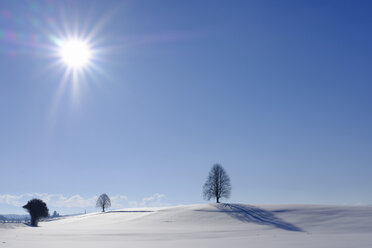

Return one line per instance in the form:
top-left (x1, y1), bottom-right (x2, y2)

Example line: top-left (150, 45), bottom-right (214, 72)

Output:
top-left (1, 203), bottom-right (372, 247)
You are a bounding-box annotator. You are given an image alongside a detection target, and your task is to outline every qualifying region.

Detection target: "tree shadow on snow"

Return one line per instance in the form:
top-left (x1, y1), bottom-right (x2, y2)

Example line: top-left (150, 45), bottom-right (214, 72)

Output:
top-left (106, 210), bottom-right (154, 213)
top-left (199, 204), bottom-right (303, 232)
top-left (24, 223), bottom-right (37, 227)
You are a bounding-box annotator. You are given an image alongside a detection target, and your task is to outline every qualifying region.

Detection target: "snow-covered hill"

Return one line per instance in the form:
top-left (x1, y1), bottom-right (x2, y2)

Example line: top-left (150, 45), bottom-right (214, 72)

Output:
top-left (1, 203), bottom-right (372, 247)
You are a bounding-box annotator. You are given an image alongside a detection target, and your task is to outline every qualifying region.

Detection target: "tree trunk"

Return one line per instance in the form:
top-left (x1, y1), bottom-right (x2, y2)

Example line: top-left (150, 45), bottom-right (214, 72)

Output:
top-left (31, 217), bottom-right (37, 227)
top-left (216, 197), bottom-right (220, 203)
top-left (102, 206), bottom-right (105, 212)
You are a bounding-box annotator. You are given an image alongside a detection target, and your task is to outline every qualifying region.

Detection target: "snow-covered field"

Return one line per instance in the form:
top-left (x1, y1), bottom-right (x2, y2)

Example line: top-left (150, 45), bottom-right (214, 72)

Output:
top-left (1, 203), bottom-right (372, 247)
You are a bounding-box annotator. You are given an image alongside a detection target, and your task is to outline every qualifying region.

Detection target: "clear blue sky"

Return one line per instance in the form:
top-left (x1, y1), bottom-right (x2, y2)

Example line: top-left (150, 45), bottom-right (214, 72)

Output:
top-left (1, 0), bottom-right (371, 214)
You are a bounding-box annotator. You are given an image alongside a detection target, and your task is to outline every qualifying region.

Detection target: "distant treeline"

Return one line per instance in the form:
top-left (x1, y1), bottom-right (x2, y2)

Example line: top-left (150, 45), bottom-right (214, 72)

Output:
top-left (0, 211), bottom-right (62, 224)
top-left (0, 214), bottom-right (30, 223)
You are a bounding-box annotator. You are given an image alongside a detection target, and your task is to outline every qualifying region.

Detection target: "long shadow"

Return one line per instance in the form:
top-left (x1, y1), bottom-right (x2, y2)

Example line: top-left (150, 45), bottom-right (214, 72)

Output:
top-left (200, 204), bottom-right (303, 232)
top-left (106, 210), bottom-right (154, 213)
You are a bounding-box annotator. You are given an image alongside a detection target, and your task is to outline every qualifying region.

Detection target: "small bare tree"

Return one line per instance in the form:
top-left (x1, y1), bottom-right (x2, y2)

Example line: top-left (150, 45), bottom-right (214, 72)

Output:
top-left (96, 193), bottom-right (111, 212)
top-left (203, 164), bottom-right (231, 203)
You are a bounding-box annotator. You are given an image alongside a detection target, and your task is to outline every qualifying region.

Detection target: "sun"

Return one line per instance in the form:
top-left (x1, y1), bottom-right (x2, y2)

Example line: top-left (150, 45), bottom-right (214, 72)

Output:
top-left (59, 39), bottom-right (91, 68)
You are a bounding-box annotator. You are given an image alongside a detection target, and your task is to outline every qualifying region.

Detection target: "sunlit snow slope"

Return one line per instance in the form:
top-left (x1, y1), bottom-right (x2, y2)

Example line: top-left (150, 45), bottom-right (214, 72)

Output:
top-left (1, 204), bottom-right (372, 248)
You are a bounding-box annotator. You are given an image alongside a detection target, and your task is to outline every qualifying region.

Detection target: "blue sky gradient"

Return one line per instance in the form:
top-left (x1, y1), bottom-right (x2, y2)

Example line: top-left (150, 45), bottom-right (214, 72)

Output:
top-left (0, 0), bottom-right (371, 214)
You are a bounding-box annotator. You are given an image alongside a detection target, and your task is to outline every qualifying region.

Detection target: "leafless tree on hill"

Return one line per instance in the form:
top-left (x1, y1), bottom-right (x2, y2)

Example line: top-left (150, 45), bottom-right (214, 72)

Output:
top-left (96, 193), bottom-right (111, 212)
top-left (203, 164), bottom-right (231, 203)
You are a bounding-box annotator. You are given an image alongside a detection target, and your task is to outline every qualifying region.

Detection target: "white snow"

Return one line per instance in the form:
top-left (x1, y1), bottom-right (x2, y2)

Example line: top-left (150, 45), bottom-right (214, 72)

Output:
top-left (1, 203), bottom-right (372, 247)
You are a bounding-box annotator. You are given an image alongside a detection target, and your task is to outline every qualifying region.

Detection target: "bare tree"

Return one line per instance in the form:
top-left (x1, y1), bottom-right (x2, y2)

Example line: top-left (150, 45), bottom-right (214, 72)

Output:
top-left (96, 193), bottom-right (111, 212)
top-left (203, 164), bottom-right (231, 203)
top-left (23, 199), bottom-right (49, 226)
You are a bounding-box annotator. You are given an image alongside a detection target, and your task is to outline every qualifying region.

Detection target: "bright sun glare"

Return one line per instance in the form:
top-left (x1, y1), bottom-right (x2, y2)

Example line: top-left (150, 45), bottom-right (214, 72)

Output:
top-left (59, 40), bottom-right (91, 68)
